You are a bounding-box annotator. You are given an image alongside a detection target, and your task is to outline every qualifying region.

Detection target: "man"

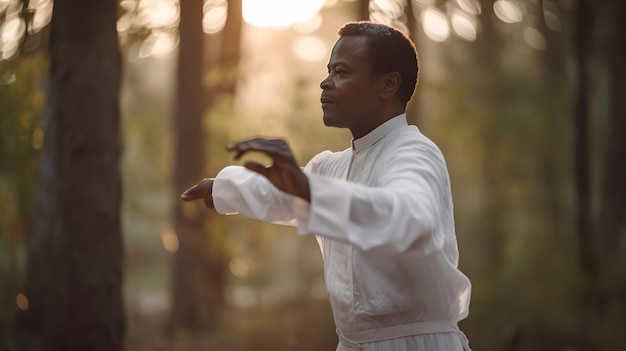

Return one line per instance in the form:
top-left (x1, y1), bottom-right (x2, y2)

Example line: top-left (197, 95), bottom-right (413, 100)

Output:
top-left (181, 21), bottom-right (471, 351)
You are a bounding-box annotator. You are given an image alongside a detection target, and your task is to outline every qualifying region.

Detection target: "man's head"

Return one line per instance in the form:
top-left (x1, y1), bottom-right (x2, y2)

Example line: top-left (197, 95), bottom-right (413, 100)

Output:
top-left (338, 22), bottom-right (419, 104)
top-left (320, 21), bottom-right (419, 139)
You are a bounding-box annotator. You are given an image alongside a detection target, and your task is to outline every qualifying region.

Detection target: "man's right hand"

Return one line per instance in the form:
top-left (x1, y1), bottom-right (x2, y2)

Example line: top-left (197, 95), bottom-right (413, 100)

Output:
top-left (181, 178), bottom-right (215, 208)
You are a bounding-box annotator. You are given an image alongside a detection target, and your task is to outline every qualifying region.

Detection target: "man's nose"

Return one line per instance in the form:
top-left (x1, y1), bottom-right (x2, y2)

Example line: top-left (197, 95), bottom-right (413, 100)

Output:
top-left (320, 75), bottom-right (332, 90)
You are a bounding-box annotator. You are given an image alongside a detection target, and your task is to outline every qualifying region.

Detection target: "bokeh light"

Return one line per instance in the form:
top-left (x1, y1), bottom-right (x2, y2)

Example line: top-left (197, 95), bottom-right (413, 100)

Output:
top-left (451, 9), bottom-right (477, 41)
top-left (543, 0), bottom-right (562, 32)
top-left (16, 293), bottom-right (29, 311)
top-left (456, 0), bottom-right (481, 15)
top-left (293, 13), bottom-right (322, 34)
top-left (138, 30), bottom-right (178, 58)
top-left (242, 0), bottom-right (325, 28)
top-left (161, 226), bottom-right (179, 253)
top-left (292, 35), bottom-right (328, 62)
top-left (203, 0), bottom-right (228, 34)
top-left (494, 0), bottom-right (523, 24)
top-left (422, 8), bottom-right (450, 42)
top-left (523, 26), bottom-right (546, 51)
top-left (229, 256), bottom-right (256, 277)
top-left (1, 15), bottom-right (25, 60)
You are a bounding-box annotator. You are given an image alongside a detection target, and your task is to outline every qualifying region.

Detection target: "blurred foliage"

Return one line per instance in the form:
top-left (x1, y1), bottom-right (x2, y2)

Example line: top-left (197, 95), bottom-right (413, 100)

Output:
top-left (418, 38), bottom-right (583, 350)
top-left (0, 52), bottom-right (46, 330)
top-left (120, 55), bottom-right (175, 294)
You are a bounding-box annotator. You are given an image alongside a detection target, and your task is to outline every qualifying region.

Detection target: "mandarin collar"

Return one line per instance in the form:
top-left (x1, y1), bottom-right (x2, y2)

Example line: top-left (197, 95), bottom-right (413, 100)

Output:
top-left (351, 114), bottom-right (408, 152)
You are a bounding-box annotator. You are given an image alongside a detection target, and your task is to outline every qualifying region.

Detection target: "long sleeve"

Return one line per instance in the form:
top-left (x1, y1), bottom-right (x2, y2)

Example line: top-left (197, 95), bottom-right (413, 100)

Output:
top-left (212, 165), bottom-right (297, 225)
top-left (294, 140), bottom-right (450, 257)
top-left (211, 150), bottom-right (335, 226)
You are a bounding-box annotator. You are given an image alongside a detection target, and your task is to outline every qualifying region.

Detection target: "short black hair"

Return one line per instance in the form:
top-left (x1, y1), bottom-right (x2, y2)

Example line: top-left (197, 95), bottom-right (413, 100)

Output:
top-left (338, 21), bottom-right (419, 105)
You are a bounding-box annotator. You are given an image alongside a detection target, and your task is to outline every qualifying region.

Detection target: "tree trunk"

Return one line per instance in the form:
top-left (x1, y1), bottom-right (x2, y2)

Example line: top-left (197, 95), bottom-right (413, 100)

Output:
top-left (170, 0), bottom-right (244, 333)
top-left (17, 0), bottom-right (125, 350)
top-left (171, 0), bottom-right (218, 331)
top-left (600, 0), bottom-right (626, 253)
top-left (474, 0), bottom-right (506, 274)
top-left (218, 0), bottom-right (243, 98)
top-left (357, 0), bottom-right (369, 20)
top-left (573, 0), bottom-right (596, 285)
top-left (573, 0), bottom-right (604, 346)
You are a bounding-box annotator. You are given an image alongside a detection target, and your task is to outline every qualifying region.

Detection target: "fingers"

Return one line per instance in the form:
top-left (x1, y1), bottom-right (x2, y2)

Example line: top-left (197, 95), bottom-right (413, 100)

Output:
top-left (227, 138), bottom-right (291, 162)
top-left (181, 183), bottom-right (204, 201)
top-left (180, 178), bottom-right (214, 208)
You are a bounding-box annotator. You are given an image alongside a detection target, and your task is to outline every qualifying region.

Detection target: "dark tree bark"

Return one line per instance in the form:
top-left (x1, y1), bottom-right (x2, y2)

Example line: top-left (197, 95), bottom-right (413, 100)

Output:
top-left (170, 0), bottom-right (244, 333)
top-left (171, 0), bottom-right (212, 331)
top-left (599, 0), bottom-right (626, 253)
top-left (218, 0), bottom-right (243, 98)
top-left (473, 0), bottom-right (506, 273)
top-left (573, 1), bottom-right (605, 347)
top-left (573, 0), bottom-right (596, 284)
top-left (17, 0), bottom-right (124, 350)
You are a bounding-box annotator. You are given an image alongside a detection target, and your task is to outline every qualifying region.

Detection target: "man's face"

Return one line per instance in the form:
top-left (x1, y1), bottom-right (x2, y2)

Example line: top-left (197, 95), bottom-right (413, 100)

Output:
top-left (320, 36), bottom-right (384, 139)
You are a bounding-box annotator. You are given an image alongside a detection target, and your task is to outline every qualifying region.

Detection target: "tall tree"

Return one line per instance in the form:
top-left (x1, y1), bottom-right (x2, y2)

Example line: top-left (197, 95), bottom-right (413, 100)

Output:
top-left (599, 0), bottom-right (626, 254)
top-left (473, 0), bottom-right (507, 275)
top-left (171, 0), bottom-right (211, 331)
top-left (16, 0), bottom-right (124, 350)
top-left (171, 0), bottom-right (243, 332)
top-left (573, 0), bottom-right (595, 295)
top-left (357, 0), bottom-right (370, 20)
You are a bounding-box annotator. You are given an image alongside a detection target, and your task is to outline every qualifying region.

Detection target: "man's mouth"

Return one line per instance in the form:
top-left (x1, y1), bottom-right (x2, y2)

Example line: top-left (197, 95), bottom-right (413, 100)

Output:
top-left (321, 95), bottom-right (335, 104)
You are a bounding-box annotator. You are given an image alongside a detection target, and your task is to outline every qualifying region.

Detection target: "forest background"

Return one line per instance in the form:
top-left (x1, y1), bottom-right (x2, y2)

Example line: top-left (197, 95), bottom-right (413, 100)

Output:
top-left (1, 0), bottom-right (625, 350)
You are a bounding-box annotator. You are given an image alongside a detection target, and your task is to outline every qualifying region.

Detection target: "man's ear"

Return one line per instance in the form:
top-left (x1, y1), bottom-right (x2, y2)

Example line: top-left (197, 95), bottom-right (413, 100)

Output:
top-left (380, 71), bottom-right (401, 99)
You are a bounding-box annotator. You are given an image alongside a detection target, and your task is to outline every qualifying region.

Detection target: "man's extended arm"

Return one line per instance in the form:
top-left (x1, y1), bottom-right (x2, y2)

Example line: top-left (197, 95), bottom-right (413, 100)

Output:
top-left (181, 137), bottom-right (310, 207)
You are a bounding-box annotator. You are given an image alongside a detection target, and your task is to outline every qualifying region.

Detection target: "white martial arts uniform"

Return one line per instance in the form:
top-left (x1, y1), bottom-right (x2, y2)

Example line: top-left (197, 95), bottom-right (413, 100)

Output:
top-left (213, 114), bottom-right (472, 351)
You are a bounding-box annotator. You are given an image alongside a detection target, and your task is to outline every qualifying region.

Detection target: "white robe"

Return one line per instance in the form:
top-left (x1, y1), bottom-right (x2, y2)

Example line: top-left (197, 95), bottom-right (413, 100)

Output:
top-left (213, 114), bottom-right (472, 351)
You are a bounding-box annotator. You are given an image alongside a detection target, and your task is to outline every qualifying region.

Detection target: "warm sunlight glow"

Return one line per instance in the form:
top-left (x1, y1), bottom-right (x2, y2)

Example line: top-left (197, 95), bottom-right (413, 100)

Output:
top-left (30, 0), bottom-right (53, 33)
top-left (139, 31), bottom-right (177, 58)
top-left (422, 8), bottom-right (449, 42)
top-left (292, 35), bottom-right (327, 62)
top-left (229, 257), bottom-right (256, 277)
top-left (203, 0), bottom-right (228, 34)
top-left (135, 0), bottom-right (179, 29)
top-left (371, 0), bottom-right (404, 19)
top-left (293, 13), bottom-right (322, 34)
top-left (456, 0), bottom-right (481, 15)
top-left (242, 0), bottom-right (325, 28)
top-left (494, 0), bottom-right (523, 24)
top-left (161, 227), bottom-right (179, 253)
top-left (0, 15), bottom-right (23, 60)
top-left (16, 293), bottom-right (29, 311)
top-left (451, 10), bottom-right (477, 41)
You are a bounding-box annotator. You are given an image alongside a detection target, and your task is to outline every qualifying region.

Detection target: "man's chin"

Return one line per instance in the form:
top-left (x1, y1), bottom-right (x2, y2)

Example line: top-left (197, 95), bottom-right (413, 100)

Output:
top-left (322, 115), bottom-right (340, 128)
